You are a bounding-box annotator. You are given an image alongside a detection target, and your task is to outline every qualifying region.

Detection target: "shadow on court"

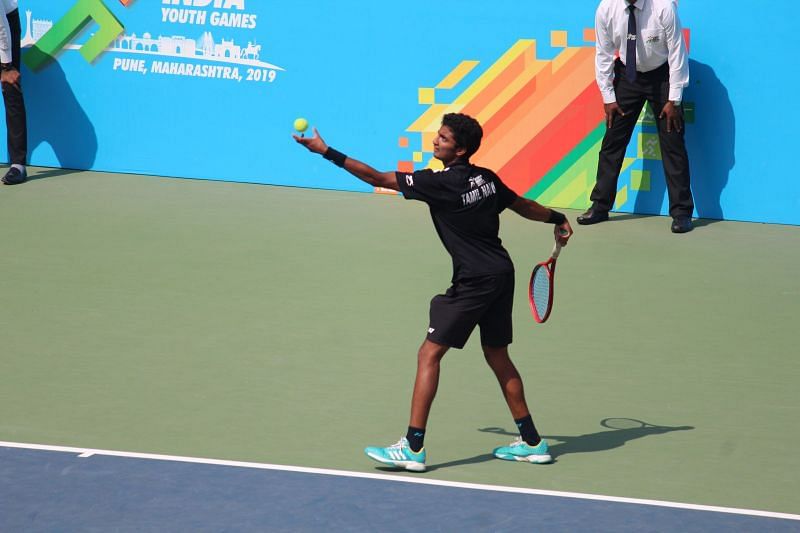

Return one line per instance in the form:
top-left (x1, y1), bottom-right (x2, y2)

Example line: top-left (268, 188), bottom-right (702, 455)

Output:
top-left (605, 213), bottom-right (658, 223)
top-left (421, 453), bottom-right (498, 472)
top-left (375, 419), bottom-right (693, 472)
top-left (376, 454), bottom-right (497, 473)
top-left (28, 168), bottom-right (81, 182)
top-left (479, 419), bottom-right (694, 461)
top-left (603, 213), bottom-right (720, 229)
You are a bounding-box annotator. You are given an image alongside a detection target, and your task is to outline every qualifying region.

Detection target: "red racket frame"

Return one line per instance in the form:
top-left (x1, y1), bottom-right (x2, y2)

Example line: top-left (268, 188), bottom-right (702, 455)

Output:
top-left (528, 241), bottom-right (562, 323)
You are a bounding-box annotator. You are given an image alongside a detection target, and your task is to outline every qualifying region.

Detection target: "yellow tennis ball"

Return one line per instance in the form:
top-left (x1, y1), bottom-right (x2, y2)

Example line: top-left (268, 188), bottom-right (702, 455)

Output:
top-left (293, 117), bottom-right (308, 133)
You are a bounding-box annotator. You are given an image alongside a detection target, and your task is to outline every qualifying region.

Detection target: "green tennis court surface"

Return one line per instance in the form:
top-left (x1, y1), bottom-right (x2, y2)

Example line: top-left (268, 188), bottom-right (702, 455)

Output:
top-left (1, 168), bottom-right (798, 516)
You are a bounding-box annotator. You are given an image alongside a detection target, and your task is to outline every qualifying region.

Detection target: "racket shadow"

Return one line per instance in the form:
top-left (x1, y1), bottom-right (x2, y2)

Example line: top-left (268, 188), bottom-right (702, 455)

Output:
top-left (478, 419), bottom-right (694, 460)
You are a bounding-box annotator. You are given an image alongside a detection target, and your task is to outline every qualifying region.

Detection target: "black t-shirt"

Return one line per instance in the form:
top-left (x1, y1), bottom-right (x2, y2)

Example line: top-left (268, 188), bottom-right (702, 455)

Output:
top-left (395, 160), bottom-right (518, 281)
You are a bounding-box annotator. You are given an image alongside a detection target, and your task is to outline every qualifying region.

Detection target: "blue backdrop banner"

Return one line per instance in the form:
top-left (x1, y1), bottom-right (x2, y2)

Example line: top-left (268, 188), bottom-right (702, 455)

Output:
top-left (5, 1), bottom-right (798, 225)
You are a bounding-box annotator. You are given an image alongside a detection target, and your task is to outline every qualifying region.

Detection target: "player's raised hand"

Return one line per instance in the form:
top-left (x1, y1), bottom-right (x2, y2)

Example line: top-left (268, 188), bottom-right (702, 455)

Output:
top-left (293, 127), bottom-right (328, 155)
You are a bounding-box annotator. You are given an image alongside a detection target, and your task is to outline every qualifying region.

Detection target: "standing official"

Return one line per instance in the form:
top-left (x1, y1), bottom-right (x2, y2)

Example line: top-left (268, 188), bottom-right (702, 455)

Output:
top-left (580, 0), bottom-right (694, 233)
top-left (0, 0), bottom-right (27, 185)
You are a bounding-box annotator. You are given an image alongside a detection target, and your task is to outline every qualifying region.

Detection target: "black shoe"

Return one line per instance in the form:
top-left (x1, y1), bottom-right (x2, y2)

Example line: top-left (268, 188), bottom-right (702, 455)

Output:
top-left (671, 216), bottom-right (693, 234)
top-left (2, 167), bottom-right (27, 185)
top-left (577, 208), bottom-right (609, 225)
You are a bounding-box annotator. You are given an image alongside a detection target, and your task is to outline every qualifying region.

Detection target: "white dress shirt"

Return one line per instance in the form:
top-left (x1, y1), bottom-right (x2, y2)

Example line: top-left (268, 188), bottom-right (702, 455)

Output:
top-left (0, 0), bottom-right (19, 65)
top-left (595, 0), bottom-right (689, 104)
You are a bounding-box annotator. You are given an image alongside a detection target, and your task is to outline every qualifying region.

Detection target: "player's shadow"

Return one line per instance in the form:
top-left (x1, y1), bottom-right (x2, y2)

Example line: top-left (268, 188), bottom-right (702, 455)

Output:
top-left (374, 418), bottom-right (693, 472)
top-left (375, 453), bottom-right (497, 473)
top-left (418, 453), bottom-right (497, 472)
top-left (632, 59), bottom-right (734, 226)
top-left (22, 58), bottom-right (98, 173)
top-left (479, 418), bottom-right (694, 460)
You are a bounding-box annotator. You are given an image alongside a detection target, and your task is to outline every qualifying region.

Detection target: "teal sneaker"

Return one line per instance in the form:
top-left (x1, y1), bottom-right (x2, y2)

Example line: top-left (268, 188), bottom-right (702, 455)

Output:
top-left (493, 437), bottom-right (552, 464)
top-left (364, 437), bottom-right (426, 472)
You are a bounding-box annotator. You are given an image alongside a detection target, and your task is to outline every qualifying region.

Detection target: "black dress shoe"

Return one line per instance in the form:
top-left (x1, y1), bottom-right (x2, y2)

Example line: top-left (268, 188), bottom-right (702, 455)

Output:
top-left (2, 167), bottom-right (27, 185)
top-left (671, 215), bottom-right (693, 234)
top-left (577, 208), bottom-right (609, 225)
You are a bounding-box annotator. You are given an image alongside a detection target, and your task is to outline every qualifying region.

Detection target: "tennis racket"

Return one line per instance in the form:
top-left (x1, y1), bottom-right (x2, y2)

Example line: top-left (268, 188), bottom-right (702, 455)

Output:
top-left (528, 237), bottom-right (564, 323)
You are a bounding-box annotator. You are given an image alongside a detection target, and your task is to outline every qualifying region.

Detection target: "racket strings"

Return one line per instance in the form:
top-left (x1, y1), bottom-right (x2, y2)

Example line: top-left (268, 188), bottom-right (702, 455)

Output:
top-left (531, 267), bottom-right (551, 318)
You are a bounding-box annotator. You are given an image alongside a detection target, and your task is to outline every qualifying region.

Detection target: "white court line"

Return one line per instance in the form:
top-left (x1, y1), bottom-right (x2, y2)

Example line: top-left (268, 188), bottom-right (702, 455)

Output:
top-left (1, 440), bottom-right (798, 522)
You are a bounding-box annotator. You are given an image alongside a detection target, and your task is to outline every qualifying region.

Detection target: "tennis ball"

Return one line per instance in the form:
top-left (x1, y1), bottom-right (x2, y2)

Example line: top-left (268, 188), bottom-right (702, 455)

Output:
top-left (293, 117), bottom-right (308, 133)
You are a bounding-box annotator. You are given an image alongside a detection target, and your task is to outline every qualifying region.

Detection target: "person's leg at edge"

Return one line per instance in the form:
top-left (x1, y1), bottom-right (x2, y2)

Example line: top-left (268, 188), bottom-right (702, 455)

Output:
top-left (2, 9), bottom-right (27, 186)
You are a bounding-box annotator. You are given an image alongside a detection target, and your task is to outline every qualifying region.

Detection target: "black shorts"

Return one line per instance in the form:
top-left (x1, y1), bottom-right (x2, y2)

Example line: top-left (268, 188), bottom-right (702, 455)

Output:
top-left (426, 272), bottom-right (514, 349)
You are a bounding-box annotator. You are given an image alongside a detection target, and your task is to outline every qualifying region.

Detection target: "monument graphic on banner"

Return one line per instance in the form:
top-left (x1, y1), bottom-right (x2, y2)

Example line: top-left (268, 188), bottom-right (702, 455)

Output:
top-left (21, 0), bottom-right (283, 84)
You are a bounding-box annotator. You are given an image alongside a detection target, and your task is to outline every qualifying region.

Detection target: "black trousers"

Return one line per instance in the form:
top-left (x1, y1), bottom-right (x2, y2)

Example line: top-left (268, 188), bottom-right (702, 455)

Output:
top-left (3, 9), bottom-right (27, 165)
top-left (590, 60), bottom-right (693, 218)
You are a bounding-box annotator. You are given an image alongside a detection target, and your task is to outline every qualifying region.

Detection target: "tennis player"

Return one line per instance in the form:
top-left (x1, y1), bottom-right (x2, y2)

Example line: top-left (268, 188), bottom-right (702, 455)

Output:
top-left (294, 113), bottom-right (572, 471)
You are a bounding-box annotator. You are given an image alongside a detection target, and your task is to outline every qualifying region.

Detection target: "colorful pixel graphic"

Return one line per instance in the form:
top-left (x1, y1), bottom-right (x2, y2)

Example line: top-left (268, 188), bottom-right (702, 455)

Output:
top-left (397, 29), bottom-right (693, 213)
top-left (23, 0), bottom-right (130, 72)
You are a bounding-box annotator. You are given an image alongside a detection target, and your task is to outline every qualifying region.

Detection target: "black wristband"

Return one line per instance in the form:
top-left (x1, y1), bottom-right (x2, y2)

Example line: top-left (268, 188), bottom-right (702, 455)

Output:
top-left (0, 63), bottom-right (13, 72)
top-left (547, 209), bottom-right (567, 225)
top-left (323, 147), bottom-right (347, 168)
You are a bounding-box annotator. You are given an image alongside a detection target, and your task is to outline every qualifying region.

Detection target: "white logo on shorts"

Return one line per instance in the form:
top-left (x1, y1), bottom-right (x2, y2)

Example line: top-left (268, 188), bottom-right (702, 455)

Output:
top-left (428, 327), bottom-right (435, 333)
top-left (406, 174), bottom-right (414, 186)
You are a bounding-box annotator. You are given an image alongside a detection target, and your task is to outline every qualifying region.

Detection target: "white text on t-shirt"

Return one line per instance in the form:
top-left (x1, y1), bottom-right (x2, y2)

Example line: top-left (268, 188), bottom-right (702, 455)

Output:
top-left (461, 181), bottom-right (497, 206)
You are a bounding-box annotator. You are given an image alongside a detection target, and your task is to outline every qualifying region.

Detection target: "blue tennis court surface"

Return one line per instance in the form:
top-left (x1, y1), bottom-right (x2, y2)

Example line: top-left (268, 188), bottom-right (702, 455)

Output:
top-left (2, 443), bottom-right (798, 532)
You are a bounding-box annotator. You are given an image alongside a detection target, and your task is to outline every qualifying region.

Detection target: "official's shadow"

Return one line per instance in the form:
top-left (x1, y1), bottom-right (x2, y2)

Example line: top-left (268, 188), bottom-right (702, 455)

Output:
top-left (634, 59), bottom-right (734, 225)
top-left (683, 59), bottom-right (735, 222)
top-left (22, 58), bottom-right (98, 177)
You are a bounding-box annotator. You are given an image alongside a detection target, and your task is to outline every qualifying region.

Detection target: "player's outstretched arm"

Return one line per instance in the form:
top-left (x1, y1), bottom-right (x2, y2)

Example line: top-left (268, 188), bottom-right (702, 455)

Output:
top-left (293, 128), bottom-right (399, 191)
top-left (509, 197), bottom-right (573, 245)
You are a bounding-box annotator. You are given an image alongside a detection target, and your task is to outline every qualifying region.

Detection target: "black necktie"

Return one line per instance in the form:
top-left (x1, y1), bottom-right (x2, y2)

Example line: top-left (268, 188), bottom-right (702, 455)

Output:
top-left (626, 4), bottom-right (637, 81)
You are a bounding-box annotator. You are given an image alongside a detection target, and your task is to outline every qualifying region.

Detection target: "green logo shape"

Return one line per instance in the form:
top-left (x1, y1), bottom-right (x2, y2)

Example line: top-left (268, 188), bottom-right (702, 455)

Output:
top-left (23, 0), bottom-right (124, 72)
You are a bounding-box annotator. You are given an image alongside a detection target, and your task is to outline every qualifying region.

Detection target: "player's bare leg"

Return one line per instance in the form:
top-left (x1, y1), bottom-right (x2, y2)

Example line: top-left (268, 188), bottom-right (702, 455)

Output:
top-left (484, 344), bottom-right (552, 464)
top-left (409, 339), bottom-right (450, 428)
top-left (483, 345), bottom-right (529, 418)
top-left (363, 339), bottom-right (448, 472)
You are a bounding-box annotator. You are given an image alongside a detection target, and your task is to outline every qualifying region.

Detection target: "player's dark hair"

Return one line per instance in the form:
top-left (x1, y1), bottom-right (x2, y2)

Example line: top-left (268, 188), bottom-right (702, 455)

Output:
top-left (442, 113), bottom-right (483, 160)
